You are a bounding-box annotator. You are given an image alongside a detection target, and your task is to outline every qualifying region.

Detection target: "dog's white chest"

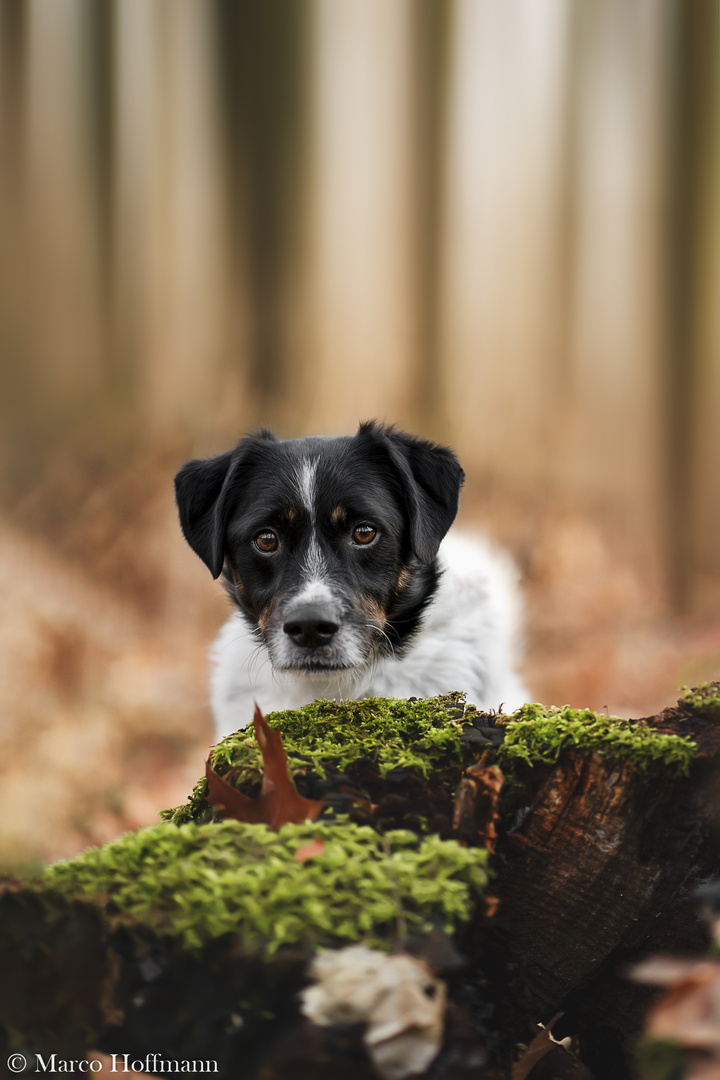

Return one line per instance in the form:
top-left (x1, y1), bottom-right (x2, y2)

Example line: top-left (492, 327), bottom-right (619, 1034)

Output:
top-left (210, 533), bottom-right (526, 739)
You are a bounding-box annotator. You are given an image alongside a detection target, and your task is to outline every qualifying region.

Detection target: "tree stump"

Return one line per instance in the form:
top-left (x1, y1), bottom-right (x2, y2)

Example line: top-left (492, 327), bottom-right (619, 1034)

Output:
top-left (1, 686), bottom-right (719, 1079)
top-left (494, 690), bottom-right (720, 1042)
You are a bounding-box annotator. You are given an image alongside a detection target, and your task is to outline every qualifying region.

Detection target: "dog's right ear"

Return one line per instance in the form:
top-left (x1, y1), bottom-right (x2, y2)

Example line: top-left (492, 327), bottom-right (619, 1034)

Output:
top-left (174, 450), bottom-right (237, 578)
top-left (176, 430), bottom-right (278, 577)
top-left (175, 430), bottom-right (278, 577)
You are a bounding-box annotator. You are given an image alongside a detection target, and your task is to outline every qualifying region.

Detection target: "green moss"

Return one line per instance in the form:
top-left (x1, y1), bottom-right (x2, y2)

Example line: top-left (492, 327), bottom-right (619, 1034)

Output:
top-left (44, 819), bottom-right (490, 956)
top-left (162, 693), bottom-right (469, 824)
top-left (497, 703), bottom-right (696, 778)
top-left (680, 681), bottom-right (720, 713)
top-left (163, 693), bottom-right (698, 826)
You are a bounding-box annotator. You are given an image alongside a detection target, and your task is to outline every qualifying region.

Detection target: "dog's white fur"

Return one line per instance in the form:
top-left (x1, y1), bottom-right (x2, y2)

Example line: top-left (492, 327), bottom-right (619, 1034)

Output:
top-left (210, 531), bottom-right (527, 739)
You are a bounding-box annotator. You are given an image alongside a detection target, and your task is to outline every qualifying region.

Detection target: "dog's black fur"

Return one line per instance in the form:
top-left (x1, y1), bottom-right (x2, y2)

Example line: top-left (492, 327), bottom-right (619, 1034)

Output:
top-left (175, 422), bottom-right (464, 674)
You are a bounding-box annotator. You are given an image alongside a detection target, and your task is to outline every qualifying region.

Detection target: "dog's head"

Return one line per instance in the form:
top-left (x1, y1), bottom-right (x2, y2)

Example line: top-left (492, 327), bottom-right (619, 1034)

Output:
top-left (174, 422), bottom-right (464, 674)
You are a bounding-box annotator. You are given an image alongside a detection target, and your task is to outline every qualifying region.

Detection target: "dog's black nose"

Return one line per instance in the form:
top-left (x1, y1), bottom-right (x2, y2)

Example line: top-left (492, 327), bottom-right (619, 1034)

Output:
top-left (283, 606), bottom-right (339, 649)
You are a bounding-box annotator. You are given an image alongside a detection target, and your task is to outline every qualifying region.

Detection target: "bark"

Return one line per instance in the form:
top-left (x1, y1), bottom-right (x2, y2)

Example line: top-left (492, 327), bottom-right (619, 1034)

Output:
top-left (494, 697), bottom-right (720, 1043)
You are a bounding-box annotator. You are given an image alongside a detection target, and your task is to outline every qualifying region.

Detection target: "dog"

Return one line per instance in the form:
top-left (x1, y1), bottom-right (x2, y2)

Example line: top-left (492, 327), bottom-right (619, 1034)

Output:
top-left (175, 422), bottom-right (527, 739)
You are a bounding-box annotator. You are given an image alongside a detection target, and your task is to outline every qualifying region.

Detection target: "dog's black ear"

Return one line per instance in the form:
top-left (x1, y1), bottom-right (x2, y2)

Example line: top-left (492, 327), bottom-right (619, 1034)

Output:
top-left (359, 422), bottom-right (465, 562)
top-left (175, 430), bottom-right (278, 577)
top-left (174, 450), bottom-right (237, 578)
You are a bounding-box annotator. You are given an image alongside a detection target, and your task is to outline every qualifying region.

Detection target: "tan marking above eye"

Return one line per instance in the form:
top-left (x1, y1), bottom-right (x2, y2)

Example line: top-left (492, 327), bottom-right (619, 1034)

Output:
top-left (352, 525), bottom-right (377, 545)
top-left (330, 505), bottom-right (346, 527)
top-left (255, 530), bottom-right (279, 553)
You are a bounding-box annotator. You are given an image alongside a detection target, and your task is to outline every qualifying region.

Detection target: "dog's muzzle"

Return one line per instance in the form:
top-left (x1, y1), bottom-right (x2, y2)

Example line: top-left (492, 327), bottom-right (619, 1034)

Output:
top-left (283, 603), bottom-right (339, 650)
top-left (270, 593), bottom-right (368, 672)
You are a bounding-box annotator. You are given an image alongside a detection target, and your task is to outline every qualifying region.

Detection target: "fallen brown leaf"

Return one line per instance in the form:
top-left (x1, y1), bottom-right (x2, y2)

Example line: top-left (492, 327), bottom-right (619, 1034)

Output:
top-left (631, 956), bottom-right (718, 988)
top-left (511, 1025), bottom-right (557, 1080)
top-left (631, 957), bottom-right (720, 1051)
top-left (485, 895), bottom-right (500, 918)
top-left (510, 1013), bottom-right (581, 1080)
top-left (685, 1058), bottom-right (720, 1080)
top-left (205, 705), bottom-right (325, 831)
top-left (648, 967), bottom-right (720, 1050)
top-left (294, 838), bottom-right (326, 863)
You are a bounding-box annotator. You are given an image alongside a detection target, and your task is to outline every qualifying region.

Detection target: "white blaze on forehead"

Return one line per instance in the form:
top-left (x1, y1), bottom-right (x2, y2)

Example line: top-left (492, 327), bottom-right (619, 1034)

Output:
top-left (294, 457), bottom-right (328, 582)
top-left (294, 576), bottom-right (334, 605)
top-left (296, 457), bottom-right (318, 512)
top-left (303, 534), bottom-right (327, 580)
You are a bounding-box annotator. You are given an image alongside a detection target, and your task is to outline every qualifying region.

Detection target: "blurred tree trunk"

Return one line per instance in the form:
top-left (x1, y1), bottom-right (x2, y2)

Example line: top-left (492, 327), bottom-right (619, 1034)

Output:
top-left (0, 0), bottom-right (28, 473)
top-left (665, 0), bottom-right (720, 613)
top-left (410, 0), bottom-right (453, 443)
top-left (82, 0), bottom-right (122, 399)
top-left (212, 0), bottom-right (308, 424)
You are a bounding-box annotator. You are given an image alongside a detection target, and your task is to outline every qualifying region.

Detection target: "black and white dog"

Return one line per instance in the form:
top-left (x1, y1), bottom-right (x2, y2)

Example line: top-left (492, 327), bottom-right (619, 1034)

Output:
top-left (175, 422), bottom-right (527, 738)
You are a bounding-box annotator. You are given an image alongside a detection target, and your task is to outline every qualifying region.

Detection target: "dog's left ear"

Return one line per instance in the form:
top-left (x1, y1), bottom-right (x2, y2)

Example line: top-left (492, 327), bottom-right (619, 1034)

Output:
top-left (359, 423), bottom-right (465, 563)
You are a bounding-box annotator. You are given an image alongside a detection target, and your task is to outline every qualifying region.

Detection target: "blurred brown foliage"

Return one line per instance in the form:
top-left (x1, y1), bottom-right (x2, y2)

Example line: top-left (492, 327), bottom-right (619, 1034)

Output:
top-left (0, 1), bottom-right (719, 861)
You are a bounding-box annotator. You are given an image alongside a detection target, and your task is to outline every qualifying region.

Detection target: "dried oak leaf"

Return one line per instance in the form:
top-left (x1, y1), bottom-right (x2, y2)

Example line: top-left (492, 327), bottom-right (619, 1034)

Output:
top-left (294, 839), bottom-right (326, 863)
top-left (685, 1060), bottom-right (720, 1080)
top-left (510, 1014), bottom-right (589, 1080)
top-left (511, 1025), bottom-right (558, 1080)
top-left (631, 957), bottom-right (720, 1050)
top-left (205, 705), bottom-right (325, 831)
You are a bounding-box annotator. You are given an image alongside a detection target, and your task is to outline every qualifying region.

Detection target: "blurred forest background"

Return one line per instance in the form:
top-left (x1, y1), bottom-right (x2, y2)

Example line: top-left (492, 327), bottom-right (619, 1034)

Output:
top-left (1, 0), bottom-right (719, 864)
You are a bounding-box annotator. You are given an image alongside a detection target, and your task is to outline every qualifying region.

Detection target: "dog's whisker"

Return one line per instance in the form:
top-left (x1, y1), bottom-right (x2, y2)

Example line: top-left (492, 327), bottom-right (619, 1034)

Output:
top-left (365, 621), bottom-right (395, 657)
top-left (247, 644), bottom-right (269, 682)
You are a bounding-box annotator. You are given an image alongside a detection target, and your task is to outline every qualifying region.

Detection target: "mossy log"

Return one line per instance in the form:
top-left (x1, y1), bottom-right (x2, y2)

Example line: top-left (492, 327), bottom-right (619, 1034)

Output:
top-left (2, 687), bottom-right (720, 1079)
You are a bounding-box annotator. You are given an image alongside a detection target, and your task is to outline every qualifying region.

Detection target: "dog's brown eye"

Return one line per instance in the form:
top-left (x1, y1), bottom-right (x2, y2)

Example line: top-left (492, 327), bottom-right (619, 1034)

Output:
top-left (254, 530), bottom-right (279, 553)
top-left (352, 525), bottom-right (376, 545)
